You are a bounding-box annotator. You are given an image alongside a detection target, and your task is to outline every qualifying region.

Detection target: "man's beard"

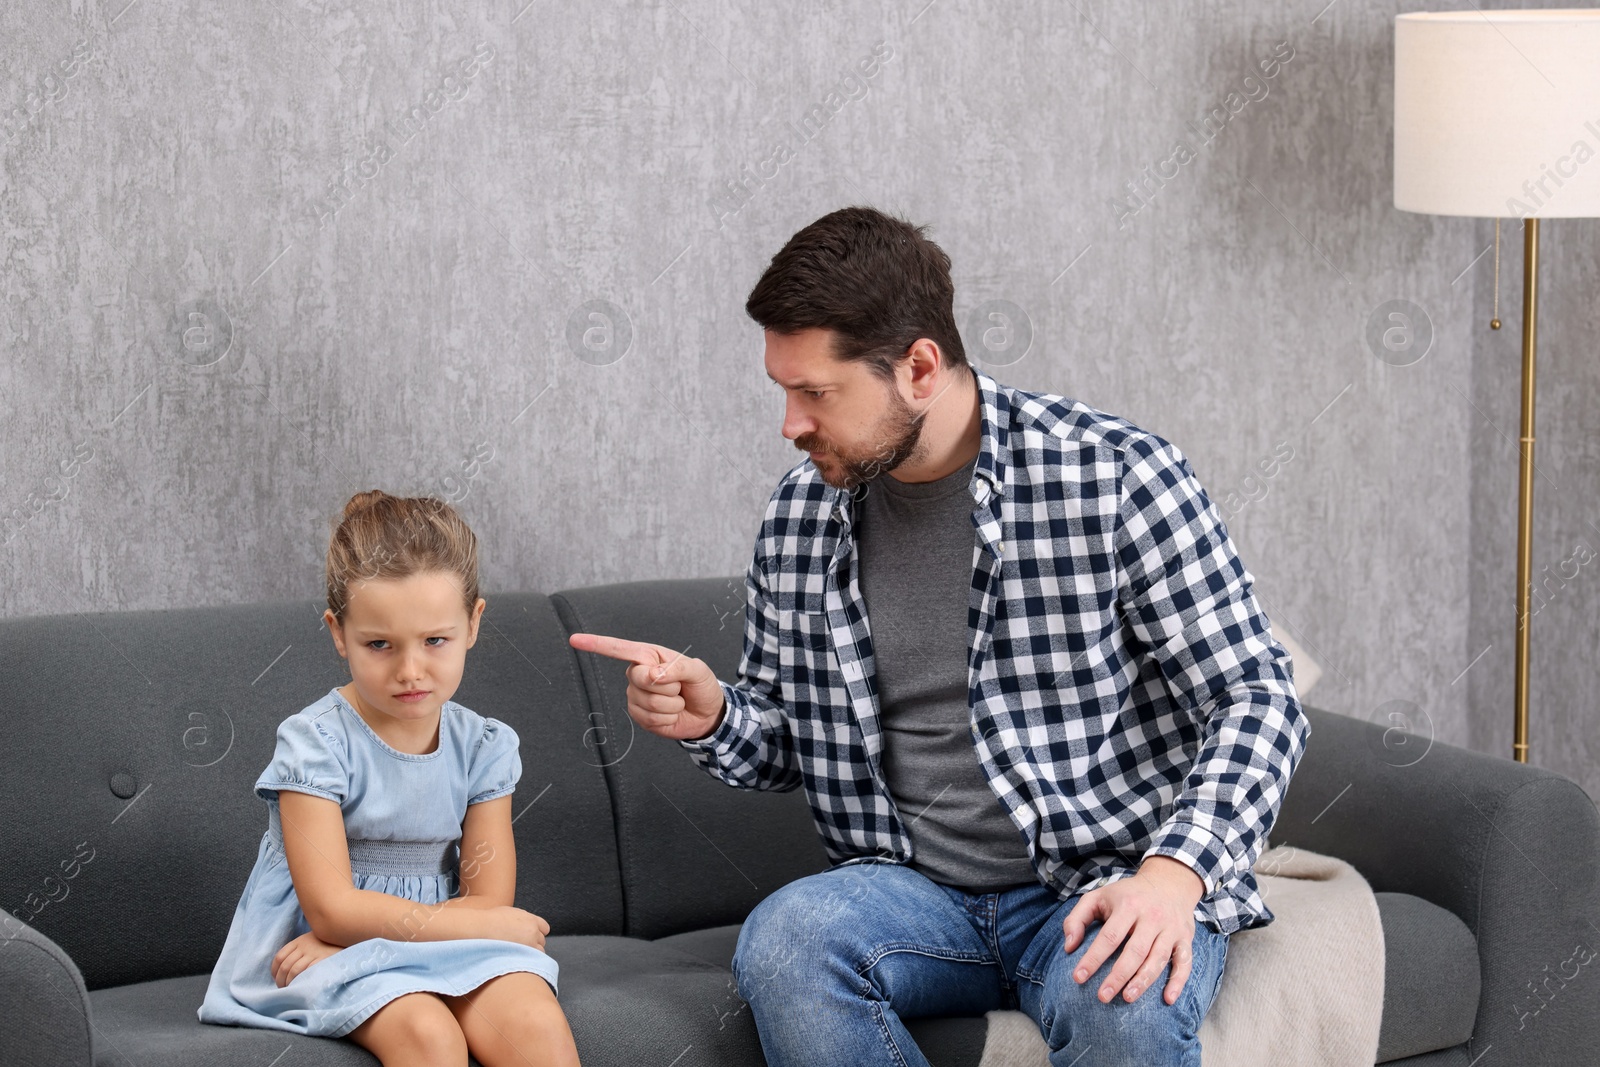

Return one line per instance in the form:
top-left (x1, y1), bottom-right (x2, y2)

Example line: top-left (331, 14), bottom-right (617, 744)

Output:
top-left (795, 382), bottom-right (928, 491)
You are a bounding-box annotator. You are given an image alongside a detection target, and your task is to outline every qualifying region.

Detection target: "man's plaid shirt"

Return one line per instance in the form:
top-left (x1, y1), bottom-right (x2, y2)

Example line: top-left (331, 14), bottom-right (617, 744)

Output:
top-left (679, 367), bottom-right (1310, 934)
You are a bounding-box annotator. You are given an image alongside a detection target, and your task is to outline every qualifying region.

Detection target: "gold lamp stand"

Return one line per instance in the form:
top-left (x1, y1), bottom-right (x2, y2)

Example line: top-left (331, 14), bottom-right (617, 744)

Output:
top-left (1511, 219), bottom-right (1540, 764)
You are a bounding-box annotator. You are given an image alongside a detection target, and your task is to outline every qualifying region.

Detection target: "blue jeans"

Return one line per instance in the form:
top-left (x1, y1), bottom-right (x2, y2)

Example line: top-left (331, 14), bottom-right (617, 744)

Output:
top-left (731, 861), bottom-right (1229, 1067)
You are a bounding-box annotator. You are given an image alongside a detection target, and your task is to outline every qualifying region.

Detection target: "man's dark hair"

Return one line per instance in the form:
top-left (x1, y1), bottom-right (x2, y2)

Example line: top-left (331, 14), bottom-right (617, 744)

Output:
top-left (745, 205), bottom-right (970, 382)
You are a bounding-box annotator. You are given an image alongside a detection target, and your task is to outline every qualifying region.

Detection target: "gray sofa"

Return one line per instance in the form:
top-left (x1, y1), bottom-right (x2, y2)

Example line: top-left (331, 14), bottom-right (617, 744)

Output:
top-left (3, 575), bottom-right (1597, 1066)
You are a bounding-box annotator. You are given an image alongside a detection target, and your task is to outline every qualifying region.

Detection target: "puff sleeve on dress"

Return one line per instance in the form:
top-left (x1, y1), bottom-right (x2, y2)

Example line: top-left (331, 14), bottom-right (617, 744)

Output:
top-left (254, 713), bottom-right (350, 805)
top-left (466, 718), bottom-right (521, 805)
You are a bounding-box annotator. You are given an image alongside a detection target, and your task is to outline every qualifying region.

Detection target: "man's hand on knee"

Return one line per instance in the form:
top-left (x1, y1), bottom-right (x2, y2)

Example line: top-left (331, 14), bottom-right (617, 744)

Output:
top-left (1060, 855), bottom-right (1206, 1007)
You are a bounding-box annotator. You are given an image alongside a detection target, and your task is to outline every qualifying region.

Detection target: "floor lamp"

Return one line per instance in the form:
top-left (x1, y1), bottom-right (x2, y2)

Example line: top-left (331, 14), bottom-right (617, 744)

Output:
top-left (1394, 10), bottom-right (1600, 762)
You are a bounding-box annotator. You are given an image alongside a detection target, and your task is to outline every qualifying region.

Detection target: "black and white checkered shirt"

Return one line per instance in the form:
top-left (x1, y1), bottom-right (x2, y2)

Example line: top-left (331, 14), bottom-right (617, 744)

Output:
top-left (680, 367), bottom-right (1310, 934)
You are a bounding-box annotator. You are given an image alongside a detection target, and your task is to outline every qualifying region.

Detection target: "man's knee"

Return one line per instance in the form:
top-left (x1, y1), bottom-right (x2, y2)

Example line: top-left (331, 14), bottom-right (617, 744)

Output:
top-left (733, 880), bottom-right (826, 995)
top-left (1030, 924), bottom-right (1226, 1066)
top-left (732, 867), bottom-right (888, 997)
top-left (1044, 970), bottom-right (1198, 1052)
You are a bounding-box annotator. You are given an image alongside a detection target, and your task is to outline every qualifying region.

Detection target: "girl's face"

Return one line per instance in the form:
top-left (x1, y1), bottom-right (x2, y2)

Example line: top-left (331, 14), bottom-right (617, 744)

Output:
top-left (323, 570), bottom-right (486, 728)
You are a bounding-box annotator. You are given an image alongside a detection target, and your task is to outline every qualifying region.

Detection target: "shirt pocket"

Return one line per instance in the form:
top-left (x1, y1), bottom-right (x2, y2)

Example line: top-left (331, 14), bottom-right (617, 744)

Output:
top-left (772, 582), bottom-right (830, 647)
top-left (772, 581), bottom-right (827, 616)
top-left (769, 588), bottom-right (839, 708)
top-left (774, 603), bottom-right (831, 670)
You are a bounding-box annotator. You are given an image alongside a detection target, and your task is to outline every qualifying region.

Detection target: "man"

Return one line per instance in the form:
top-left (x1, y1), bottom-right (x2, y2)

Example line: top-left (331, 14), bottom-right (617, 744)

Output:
top-left (569, 206), bottom-right (1309, 1067)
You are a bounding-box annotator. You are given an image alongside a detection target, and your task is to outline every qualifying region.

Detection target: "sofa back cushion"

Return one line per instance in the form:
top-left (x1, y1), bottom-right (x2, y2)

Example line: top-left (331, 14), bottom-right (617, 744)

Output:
top-left (552, 575), bottom-right (831, 940)
top-left (0, 593), bottom-right (623, 990)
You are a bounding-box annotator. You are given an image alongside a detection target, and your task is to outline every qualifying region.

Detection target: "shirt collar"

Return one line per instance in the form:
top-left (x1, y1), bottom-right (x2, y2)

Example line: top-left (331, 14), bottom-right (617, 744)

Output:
top-left (970, 366), bottom-right (1009, 498)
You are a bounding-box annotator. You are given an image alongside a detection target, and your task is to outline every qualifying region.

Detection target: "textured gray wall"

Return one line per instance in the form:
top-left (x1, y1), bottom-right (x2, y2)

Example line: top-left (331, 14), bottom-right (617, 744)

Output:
top-left (2, 1), bottom-right (1593, 801)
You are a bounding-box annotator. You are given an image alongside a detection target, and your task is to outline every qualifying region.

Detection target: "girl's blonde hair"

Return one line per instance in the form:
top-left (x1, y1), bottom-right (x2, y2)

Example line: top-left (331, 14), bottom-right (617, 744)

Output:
top-left (325, 490), bottom-right (480, 624)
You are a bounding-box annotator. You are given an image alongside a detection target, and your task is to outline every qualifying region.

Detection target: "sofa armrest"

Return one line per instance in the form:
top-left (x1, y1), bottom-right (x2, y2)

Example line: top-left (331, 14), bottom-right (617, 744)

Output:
top-left (0, 908), bottom-right (94, 1067)
top-left (1272, 704), bottom-right (1600, 1063)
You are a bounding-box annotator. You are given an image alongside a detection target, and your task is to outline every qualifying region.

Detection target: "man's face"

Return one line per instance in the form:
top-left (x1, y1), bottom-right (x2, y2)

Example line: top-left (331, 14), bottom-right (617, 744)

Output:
top-left (765, 328), bottom-right (928, 491)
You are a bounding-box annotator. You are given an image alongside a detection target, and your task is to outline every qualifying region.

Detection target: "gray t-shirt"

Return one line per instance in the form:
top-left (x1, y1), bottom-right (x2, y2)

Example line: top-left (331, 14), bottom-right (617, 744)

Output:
top-left (855, 455), bottom-right (1038, 893)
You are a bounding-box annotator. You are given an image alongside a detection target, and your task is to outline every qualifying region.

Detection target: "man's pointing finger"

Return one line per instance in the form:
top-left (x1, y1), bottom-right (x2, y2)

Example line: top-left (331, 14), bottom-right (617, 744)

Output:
top-left (567, 632), bottom-right (667, 667)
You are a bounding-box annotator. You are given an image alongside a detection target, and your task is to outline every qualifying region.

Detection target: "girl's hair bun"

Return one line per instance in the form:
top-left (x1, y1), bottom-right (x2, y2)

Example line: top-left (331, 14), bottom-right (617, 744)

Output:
top-left (342, 489), bottom-right (391, 520)
top-left (326, 491), bottom-right (479, 623)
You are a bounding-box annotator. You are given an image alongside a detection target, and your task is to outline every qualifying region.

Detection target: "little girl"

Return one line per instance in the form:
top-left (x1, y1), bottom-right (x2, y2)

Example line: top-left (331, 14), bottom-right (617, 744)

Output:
top-left (198, 490), bottom-right (581, 1067)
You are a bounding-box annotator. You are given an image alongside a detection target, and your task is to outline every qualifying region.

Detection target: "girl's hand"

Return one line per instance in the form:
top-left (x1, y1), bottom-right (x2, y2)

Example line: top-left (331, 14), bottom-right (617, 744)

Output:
top-left (486, 905), bottom-right (550, 951)
top-left (272, 931), bottom-right (344, 987)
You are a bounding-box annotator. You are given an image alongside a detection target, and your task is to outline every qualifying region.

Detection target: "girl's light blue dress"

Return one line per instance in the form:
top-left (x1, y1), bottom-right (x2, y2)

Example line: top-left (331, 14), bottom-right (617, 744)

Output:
top-left (197, 687), bottom-right (561, 1038)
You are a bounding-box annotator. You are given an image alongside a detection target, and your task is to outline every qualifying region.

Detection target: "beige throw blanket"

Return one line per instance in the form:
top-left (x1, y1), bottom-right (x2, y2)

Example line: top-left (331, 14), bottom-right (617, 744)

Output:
top-left (976, 845), bottom-right (1385, 1067)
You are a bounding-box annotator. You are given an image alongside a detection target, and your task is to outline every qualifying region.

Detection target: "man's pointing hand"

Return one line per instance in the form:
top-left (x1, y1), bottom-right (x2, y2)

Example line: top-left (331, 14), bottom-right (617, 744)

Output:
top-left (566, 634), bottom-right (728, 742)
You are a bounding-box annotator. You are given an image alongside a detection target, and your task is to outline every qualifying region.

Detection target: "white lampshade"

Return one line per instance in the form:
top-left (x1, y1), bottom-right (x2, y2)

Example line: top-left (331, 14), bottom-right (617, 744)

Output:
top-left (1394, 9), bottom-right (1600, 218)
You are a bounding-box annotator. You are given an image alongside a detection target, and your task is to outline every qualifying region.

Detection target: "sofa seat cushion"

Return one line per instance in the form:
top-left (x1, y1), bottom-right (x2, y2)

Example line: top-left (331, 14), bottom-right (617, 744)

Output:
top-left (90, 974), bottom-right (374, 1067)
top-left (1375, 892), bottom-right (1480, 1062)
top-left (88, 935), bottom-right (764, 1067)
top-left (652, 924), bottom-right (743, 970)
top-left (89, 896), bottom-right (1471, 1067)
